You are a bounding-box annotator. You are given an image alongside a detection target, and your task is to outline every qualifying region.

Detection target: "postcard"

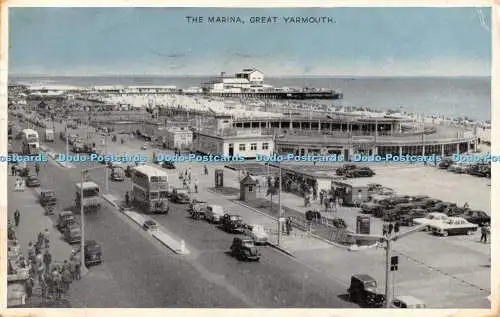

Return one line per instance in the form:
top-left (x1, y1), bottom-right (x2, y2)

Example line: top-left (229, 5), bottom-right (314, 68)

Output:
top-left (2, 4), bottom-right (494, 315)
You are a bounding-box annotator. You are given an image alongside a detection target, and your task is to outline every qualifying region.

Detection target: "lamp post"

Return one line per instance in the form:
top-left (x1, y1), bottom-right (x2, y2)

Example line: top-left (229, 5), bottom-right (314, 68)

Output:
top-left (349, 224), bottom-right (426, 307)
top-left (277, 161), bottom-right (283, 246)
top-left (104, 133), bottom-right (109, 193)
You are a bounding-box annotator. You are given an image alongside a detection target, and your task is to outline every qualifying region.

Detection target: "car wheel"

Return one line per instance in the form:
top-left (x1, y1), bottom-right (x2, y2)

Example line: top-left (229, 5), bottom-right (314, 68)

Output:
top-left (442, 230), bottom-right (449, 237)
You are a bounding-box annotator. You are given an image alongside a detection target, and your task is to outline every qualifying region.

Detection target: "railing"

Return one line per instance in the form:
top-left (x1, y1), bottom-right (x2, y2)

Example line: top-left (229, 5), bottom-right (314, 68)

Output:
top-left (260, 128), bottom-right (438, 138)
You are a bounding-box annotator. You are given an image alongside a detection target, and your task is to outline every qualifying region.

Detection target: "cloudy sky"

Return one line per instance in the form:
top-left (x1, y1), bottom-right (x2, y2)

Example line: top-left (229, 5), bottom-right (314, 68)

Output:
top-left (9, 7), bottom-right (491, 77)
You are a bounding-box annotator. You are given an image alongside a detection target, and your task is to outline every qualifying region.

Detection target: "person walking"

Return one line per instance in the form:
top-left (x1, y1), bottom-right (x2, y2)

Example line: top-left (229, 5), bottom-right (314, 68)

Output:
top-left (25, 276), bottom-right (34, 303)
top-left (43, 250), bottom-right (52, 275)
top-left (480, 224), bottom-right (488, 243)
top-left (43, 229), bottom-right (50, 249)
top-left (11, 165), bottom-right (16, 176)
top-left (35, 163), bottom-right (40, 176)
top-left (194, 179), bottom-right (199, 193)
top-left (70, 258), bottom-right (77, 280)
top-left (125, 192), bottom-right (130, 207)
top-left (204, 165), bottom-right (208, 176)
top-left (62, 268), bottom-right (71, 292)
top-left (75, 260), bottom-right (81, 280)
top-left (14, 210), bottom-right (20, 227)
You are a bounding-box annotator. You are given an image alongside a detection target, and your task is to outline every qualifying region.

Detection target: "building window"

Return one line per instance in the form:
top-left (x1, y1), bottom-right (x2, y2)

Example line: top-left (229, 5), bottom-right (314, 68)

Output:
top-left (239, 144), bottom-right (246, 151)
top-left (262, 142), bottom-right (269, 150)
top-left (251, 143), bottom-right (257, 150)
top-left (248, 185), bottom-right (253, 192)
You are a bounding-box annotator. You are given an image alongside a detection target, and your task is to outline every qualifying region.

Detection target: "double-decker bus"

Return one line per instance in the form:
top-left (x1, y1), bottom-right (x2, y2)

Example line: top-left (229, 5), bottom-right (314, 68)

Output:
top-left (131, 165), bottom-right (170, 213)
top-left (22, 128), bottom-right (39, 154)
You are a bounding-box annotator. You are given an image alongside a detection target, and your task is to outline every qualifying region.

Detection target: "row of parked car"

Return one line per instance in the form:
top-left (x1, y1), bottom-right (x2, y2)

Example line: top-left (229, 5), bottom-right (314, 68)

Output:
top-left (38, 188), bottom-right (104, 267)
top-left (360, 186), bottom-right (490, 237)
top-left (438, 157), bottom-right (491, 178)
top-left (187, 201), bottom-right (270, 261)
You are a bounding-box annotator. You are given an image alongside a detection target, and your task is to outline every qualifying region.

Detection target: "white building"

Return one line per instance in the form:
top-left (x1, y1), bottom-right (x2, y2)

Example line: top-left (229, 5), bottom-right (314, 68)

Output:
top-left (203, 68), bottom-right (266, 93)
top-left (193, 129), bottom-right (274, 159)
top-left (165, 127), bottom-right (193, 150)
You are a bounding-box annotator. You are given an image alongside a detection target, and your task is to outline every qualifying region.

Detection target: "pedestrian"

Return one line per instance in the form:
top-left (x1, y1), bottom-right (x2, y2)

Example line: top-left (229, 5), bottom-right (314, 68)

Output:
top-left (44, 229), bottom-right (50, 249)
top-left (286, 218), bottom-right (292, 235)
top-left (11, 165), bottom-right (15, 176)
top-left (319, 191), bottom-right (324, 205)
top-left (480, 224), bottom-right (488, 243)
top-left (35, 163), bottom-right (40, 176)
top-left (43, 250), bottom-right (52, 275)
top-left (70, 258), bottom-right (77, 280)
top-left (14, 209), bottom-right (20, 227)
top-left (25, 276), bottom-right (34, 302)
top-left (204, 165), bottom-right (208, 176)
top-left (194, 179), bottom-right (199, 193)
top-left (75, 261), bottom-right (81, 280)
top-left (62, 268), bottom-right (71, 292)
top-left (28, 242), bottom-right (35, 262)
top-left (125, 191), bottom-right (130, 207)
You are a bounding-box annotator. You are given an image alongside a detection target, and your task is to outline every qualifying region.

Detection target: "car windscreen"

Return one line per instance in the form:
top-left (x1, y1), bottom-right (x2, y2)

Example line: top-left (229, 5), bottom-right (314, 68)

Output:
top-left (86, 245), bottom-right (101, 253)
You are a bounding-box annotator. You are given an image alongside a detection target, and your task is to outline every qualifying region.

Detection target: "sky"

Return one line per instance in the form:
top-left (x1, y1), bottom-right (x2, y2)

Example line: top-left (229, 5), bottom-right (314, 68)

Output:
top-left (9, 7), bottom-right (492, 77)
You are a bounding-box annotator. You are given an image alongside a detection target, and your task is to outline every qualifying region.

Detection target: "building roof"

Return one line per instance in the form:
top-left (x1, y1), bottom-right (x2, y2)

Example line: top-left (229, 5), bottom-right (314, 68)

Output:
top-left (240, 174), bottom-right (258, 185)
top-left (133, 164), bottom-right (169, 177)
top-left (238, 68), bottom-right (262, 74)
top-left (75, 181), bottom-right (99, 190)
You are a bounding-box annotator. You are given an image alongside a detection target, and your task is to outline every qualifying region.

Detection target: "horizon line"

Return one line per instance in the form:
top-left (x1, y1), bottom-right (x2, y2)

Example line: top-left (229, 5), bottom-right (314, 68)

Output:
top-left (9, 73), bottom-right (492, 79)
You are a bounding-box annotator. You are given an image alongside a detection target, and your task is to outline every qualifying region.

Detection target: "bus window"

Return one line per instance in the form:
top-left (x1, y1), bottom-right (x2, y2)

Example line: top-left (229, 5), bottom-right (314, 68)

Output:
top-left (159, 191), bottom-right (168, 199)
top-left (83, 188), bottom-right (99, 198)
top-left (150, 192), bottom-right (159, 200)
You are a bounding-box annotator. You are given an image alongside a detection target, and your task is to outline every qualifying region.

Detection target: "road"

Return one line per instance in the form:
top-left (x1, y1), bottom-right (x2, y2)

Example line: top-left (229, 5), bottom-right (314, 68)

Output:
top-left (11, 123), bottom-right (356, 308)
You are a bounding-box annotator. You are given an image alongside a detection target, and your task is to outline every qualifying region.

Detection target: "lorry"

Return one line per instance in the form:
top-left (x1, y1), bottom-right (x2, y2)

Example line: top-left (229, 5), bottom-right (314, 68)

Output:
top-left (45, 128), bottom-right (54, 142)
top-left (75, 182), bottom-right (101, 213)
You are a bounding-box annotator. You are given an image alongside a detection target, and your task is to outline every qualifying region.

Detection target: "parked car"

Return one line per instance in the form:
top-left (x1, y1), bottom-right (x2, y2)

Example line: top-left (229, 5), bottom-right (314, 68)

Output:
top-left (64, 224), bottom-right (82, 244)
top-left (56, 211), bottom-right (77, 231)
top-left (461, 210), bottom-right (490, 226)
top-left (360, 202), bottom-right (383, 215)
top-left (245, 224), bottom-right (269, 245)
top-left (221, 214), bottom-right (246, 233)
top-left (143, 220), bottom-right (158, 231)
top-left (39, 189), bottom-right (57, 207)
top-left (73, 240), bottom-right (103, 267)
top-left (336, 164), bottom-right (358, 176)
top-left (397, 209), bottom-right (428, 226)
top-left (206, 205), bottom-right (225, 223)
top-left (391, 296), bottom-right (426, 308)
top-left (171, 188), bottom-right (190, 204)
top-left (346, 167), bottom-right (375, 178)
top-left (430, 202), bottom-right (457, 213)
top-left (162, 161), bottom-right (176, 169)
top-left (438, 158), bottom-right (453, 169)
top-left (230, 237), bottom-right (261, 261)
top-left (413, 212), bottom-right (449, 230)
top-left (26, 175), bottom-right (41, 187)
top-left (422, 198), bottom-right (443, 209)
top-left (430, 217), bottom-right (478, 237)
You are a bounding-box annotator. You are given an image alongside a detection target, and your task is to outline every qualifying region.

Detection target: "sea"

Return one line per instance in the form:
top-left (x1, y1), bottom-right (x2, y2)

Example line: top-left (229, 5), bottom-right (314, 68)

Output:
top-left (10, 75), bottom-right (491, 121)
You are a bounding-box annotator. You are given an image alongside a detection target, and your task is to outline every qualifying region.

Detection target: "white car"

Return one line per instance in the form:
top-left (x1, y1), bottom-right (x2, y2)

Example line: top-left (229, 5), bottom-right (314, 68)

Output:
top-left (245, 224), bottom-right (269, 245)
top-left (430, 217), bottom-right (478, 237)
top-left (206, 205), bottom-right (224, 223)
top-left (413, 212), bottom-right (449, 230)
top-left (391, 296), bottom-right (426, 308)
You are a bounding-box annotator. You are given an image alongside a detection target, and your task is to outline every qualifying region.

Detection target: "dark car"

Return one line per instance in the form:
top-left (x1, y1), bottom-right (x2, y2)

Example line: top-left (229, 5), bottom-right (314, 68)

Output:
top-left (26, 175), bottom-right (41, 187)
top-left (468, 164), bottom-right (491, 178)
top-left (462, 210), bottom-right (490, 226)
top-left (347, 274), bottom-right (385, 307)
top-left (74, 240), bottom-right (103, 267)
top-left (222, 214), bottom-right (246, 233)
top-left (346, 168), bottom-right (375, 178)
top-left (64, 224), bottom-right (82, 244)
top-left (422, 198), bottom-right (443, 209)
top-left (230, 237), bottom-right (260, 261)
top-left (56, 211), bottom-right (76, 232)
top-left (171, 188), bottom-right (190, 204)
top-left (162, 161), bottom-right (176, 169)
top-left (143, 220), bottom-right (158, 231)
top-left (336, 164), bottom-right (358, 176)
top-left (398, 209), bottom-right (428, 226)
top-left (39, 190), bottom-right (57, 207)
top-left (438, 158), bottom-right (453, 169)
top-left (431, 202), bottom-right (457, 213)
top-left (360, 202), bottom-right (383, 215)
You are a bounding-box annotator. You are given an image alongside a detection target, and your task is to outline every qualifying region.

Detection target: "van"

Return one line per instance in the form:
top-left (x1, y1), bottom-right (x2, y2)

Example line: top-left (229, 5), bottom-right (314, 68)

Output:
top-left (206, 205), bottom-right (224, 223)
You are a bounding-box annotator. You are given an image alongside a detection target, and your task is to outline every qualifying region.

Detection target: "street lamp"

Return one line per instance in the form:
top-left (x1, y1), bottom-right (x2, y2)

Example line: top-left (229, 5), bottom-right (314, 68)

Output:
top-left (349, 223), bottom-right (426, 307)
